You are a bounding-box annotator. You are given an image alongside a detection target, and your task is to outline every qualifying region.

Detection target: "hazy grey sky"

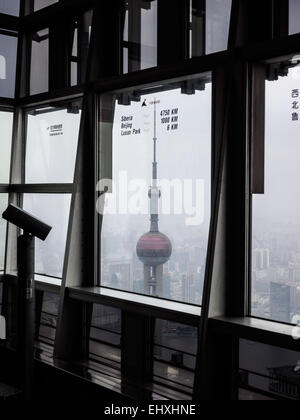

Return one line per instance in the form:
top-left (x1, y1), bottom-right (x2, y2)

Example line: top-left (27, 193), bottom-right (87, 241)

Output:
top-left (253, 70), bottom-right (300, 231)
top-left (102, 81), bottom-right (212, 259)
top-left (0, 111), bottom-right (13, 183)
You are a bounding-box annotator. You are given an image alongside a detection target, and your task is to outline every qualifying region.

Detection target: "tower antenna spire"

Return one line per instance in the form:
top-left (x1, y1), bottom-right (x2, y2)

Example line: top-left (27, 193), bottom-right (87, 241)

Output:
top-left (153, 98), bottom-right (158, 184)
top-left (136, 96), bottom-right (172, 297)
top-left (150, 99), bottom-right (159, 232)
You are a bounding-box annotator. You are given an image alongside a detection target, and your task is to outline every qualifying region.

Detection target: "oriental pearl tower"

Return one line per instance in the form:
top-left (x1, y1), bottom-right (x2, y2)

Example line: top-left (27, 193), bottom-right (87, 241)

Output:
top-left (136, 101), bottom-right (172, 296)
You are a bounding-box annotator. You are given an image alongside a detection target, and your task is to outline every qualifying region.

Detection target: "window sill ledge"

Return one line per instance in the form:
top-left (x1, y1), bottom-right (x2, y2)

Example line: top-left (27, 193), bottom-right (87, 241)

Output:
top-left (67, 286), bottom-right (201, 326)
top-left (210, 316), bottom-right (300, 351)
top-left (0, 274), bottom-right (61, 293)
top-left (35, 275), bottom-right (61, 293)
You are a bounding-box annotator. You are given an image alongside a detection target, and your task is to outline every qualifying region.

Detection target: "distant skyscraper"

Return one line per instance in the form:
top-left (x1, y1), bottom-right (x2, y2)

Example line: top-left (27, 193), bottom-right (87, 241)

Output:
top-left (109, 260), bottom-right (132, 291)
top-left (288, 262), bottom-right (300, 283)
top-left (136, 101), bottom-right (172, 296)
top-left (270, 282), bottom-right (291, 323)
top-left (181, 274), bottom-right (190, 303)
top-left (253, 248), bottom-right (270, 270)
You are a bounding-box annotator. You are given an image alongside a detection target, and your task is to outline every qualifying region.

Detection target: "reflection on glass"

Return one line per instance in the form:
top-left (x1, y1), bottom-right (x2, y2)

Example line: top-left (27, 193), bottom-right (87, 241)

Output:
top-left (123, 0), bottom-right (157, 73)
top-left (100, 73), bottom-right (212, 305)
top-left (154, 320), bottom-right (197, 396)
top-left (23, 194), bottom-right (71, 278)
top-left (25, 105), bottom-right (81, 183)
top-left (38, 292), bottom-right (60, 346)
top-left (91, 304), bottom-right (121, 334)
top-left (0, 111), bottom-right (13, 183)
top-left (155, 320), bottom-right (197, 355)
top-left (252, 68), bottom-right (300, 324)
top-left (240, 340), bottom-right (300, 400)
top-left (0, 194), bottom-right (8, 271)
top-left (89, 305), bottom-right (121, 368)
top-left (0, 0), bottom-right (20, 16)
top-left (0, 33), bottom-right (18, 98)
top-left (30, 29), bottom-right (49, 95)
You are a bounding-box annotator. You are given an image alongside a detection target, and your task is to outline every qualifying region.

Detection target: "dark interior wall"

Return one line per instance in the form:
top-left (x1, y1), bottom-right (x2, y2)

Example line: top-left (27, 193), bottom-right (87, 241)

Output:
top-left (0, 346), bottom-right (132, 401)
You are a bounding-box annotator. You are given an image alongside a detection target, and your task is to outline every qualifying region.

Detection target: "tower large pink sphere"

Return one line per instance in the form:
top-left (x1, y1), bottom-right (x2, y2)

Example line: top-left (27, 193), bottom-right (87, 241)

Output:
top-left (136, 231), bottom-right (172, 267)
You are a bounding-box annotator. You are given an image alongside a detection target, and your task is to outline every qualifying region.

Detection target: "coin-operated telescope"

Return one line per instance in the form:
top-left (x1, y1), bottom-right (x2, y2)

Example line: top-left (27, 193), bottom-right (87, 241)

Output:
top-left (2, 204), bottom-right (52, 400)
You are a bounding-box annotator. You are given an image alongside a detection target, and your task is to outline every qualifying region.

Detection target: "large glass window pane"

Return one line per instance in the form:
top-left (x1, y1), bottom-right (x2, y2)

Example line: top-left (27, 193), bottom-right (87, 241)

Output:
top-left (252, 66), bottom-right (300, 324)
top-left (123, 0), bottom-right (157, 73)
top-left (0, 194), bottom-right (8, 271)
top-left (23, 194), bottom-right (71, 278)
top-left (0, 110), bottom-right (13, 183)
top-left (0, 0), bottom-right (20, 16)
top-left (205, 0), bottom-right (232, 54)
top-left (25, 105), bottom-right (81, 183)
top-left (99, 73), bottom-right (212, 304)
top-left (30, 29), bottom-right (49, 96)
top-left (0, 33), bottom-right (18, 98)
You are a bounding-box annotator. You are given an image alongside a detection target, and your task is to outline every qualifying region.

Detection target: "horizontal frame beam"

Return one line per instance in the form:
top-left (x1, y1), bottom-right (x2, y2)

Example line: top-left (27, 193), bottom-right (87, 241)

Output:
top-left (9, 184), bottom-right (74, 194)
top-left (210, 316), bottom-right (300, 353)
top-left (21, 0), bottom-right (96, 32)
top-left (0, 13), bottom-right (20, 31)
top-left (68, 286), bottom-right (201, 326)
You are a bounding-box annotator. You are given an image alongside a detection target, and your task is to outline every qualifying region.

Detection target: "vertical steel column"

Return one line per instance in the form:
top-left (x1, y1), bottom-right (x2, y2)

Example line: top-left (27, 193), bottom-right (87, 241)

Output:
top-left (16, 233), bottom-right (35, 400)
top-left (49, 21), bottom-right (72, 90)
top-left (191, 0), bottom-right (205, 57)
top-left (128, 0), bottom-right (142, 72)
top-left (157, 0), bottom-right (190, 66)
